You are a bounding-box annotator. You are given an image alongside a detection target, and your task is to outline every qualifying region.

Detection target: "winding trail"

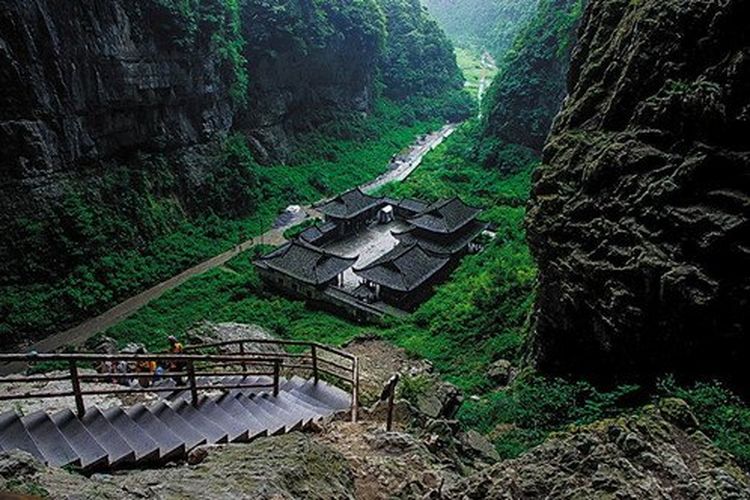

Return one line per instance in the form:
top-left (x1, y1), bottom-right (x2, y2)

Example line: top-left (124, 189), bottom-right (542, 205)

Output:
top-left (1, 124), bottom-right (457, 373)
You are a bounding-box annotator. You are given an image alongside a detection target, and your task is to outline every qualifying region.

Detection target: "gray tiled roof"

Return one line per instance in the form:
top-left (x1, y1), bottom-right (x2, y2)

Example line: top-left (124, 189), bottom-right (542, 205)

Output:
top-left (393, 220), bottom-right (488, 255)
top-left (354, 244), bottom-right (449, 292)
top-left (255, 241), bottom-right (356, 285)
top-left (299, 222), bottom-right (338, 244)
top-left (299, 226), bottom-right (324, 243)
top-left (317, 188), bottom-right (383, 220)
top-left (398, 198), bottom-right (429, 214)
top-left (408, 198), bottom-right (482, 234)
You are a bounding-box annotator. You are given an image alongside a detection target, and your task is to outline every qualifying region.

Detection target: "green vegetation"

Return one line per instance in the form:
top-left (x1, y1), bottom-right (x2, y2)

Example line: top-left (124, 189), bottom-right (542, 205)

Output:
top-left (155, 0), bottom-right (249, 105)
top-left (421, 0), bottom-right (536, 60)
top-left (0, 99), bottom-right (440, 348)
top-left (379, 0), bottom-right (474, 120)
top-left (659, 377), bottom-right (750, 470)
top-left (480, 0), bottom-right (585, 152)
top-left (458, 376), bottom-right (641, 458)
top-left (455, 47), bottom-right (498, 101)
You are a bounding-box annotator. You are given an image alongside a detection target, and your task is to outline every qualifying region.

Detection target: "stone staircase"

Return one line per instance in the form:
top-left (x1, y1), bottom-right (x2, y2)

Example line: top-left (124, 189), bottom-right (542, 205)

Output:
top-left (0, 375), bottom-right (351, 470)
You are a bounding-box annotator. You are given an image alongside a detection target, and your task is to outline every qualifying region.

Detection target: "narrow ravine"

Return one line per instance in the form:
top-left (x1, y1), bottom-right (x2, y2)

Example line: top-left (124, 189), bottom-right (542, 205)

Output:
top-left (0, 124), bottom-right (458, 371)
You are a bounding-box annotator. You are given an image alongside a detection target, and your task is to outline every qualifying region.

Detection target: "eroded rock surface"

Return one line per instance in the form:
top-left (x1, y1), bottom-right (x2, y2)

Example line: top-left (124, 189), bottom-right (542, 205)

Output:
top-left (526, 0), bottom-right (750, 388)
top-left (0, 434), bottom-right (354, 500)
top-left (442, 400), bottom-right (750, 499)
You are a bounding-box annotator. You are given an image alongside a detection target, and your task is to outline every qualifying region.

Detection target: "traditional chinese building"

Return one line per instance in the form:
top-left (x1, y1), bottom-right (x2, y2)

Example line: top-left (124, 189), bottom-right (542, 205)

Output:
top-left (316, 188), bottom-right (384, 236)
top-left (255, 192), bottom-right (488, 319)
top-left (254, 240), bottom-right (357, 299)
top-left (353, 243), bottom-right (451, 311)
top-left (393, 197), bottom-right (487, 257)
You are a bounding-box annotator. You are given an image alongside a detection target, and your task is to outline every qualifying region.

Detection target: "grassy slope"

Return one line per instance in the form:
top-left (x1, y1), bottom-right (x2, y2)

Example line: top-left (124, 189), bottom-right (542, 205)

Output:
top-left (455, 47), bottom-right (498, 97)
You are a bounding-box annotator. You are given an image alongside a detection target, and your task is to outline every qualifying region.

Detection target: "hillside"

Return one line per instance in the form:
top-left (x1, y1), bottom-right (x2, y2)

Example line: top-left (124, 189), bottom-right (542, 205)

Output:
top-left (421, 0), bottom-right (536, 60)
top-left (480, 0), bottom-right (584, 156)
top-left (0, 0), bottom-right (469, 347)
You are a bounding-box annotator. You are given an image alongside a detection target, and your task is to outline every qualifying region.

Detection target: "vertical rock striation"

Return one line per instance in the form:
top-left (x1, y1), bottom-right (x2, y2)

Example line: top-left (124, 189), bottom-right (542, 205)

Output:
top-left (526, 0), bottom-right (750, 389)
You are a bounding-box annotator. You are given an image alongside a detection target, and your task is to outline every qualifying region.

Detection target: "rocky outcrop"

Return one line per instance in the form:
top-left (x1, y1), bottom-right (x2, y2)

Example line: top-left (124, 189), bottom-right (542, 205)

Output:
top-left (526, 0), bottom-right (750, 389)
top-left (443, 400), bottom-right (750, 499)
top-left (0, 434), bottom-right (355, 499)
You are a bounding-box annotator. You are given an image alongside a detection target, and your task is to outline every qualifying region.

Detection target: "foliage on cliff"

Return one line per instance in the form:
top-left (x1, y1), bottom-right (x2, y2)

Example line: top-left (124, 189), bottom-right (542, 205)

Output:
top-left (479, 0), bottom-right (584, 155)
top-left (155, 0), bottom-right (249, 105)
top-left (421, 0), bottom-right (536, 60)
top-left (378, 0), bottom-right (473, 119)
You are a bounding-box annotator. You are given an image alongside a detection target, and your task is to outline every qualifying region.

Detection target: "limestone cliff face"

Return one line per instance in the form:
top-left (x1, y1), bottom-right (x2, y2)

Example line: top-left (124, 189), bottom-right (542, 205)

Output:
top-left (0, 0), bottom-right (234, 219)
top-left (526, 0), bottom-right (750, 388)
top-left (0, 0), bottom-right (380, 284)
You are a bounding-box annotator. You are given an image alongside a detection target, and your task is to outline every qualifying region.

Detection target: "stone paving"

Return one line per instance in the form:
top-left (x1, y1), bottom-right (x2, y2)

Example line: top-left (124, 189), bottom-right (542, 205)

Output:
top-left (323, 220), bottom-right (410, 290)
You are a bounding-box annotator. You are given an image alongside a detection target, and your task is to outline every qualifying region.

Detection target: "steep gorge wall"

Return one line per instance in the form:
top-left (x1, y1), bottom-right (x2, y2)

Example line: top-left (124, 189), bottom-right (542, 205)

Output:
top-left (527, 0), bottom-right (750, 389)
top-left (0, 0), bottom-right (239, 281)
top-left (480, 0), bottom-right (584, 155)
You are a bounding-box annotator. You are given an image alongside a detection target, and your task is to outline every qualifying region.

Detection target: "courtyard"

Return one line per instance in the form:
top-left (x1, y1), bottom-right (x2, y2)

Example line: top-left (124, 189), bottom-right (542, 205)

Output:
top-left (322, 220), bottom-right (411, 290)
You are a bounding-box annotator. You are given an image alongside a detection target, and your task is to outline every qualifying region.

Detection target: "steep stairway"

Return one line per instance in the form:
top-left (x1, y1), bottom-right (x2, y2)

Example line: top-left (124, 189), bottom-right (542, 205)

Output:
top-left (0, 375), bottom-right (351, 470)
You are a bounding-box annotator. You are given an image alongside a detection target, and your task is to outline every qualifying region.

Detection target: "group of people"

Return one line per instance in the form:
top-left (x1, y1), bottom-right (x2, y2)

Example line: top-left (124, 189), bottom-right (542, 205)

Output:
top-left (97, 335), bottom-right (185, 388)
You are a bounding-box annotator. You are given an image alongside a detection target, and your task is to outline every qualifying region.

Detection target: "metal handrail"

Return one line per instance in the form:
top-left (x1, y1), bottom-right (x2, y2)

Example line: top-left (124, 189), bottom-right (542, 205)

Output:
top-left (0, 337), bottom-right (360, 422)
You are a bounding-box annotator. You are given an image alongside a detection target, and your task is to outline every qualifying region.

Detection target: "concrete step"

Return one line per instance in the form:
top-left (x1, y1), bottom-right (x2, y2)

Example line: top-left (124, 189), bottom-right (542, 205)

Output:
top-left (50, 409), bottom-right (109, 470)
top-left (0, 375), bottom-right (354, 471)
top-left (252, 394), bottom-right (304, 432)
top-left (148, 402), bottom-right (208, 450)
top-left (102, 407), bottom-right (160, 463)
top-left (126, 404), bottom-right (185, 461)
top-left (21, 411), bottom-right (80, 467)
top-left (296, 380), bottom-right (352, 411)
top-left (215, 395), bottom-right (266, 440)
top-left (273, 392), bottom-right (321, 427)
top-left (287, 388), bottom-right (337, 414)
top-left (234, 394), bottom-right (285, 435)
top-left (80, 408), bottom-right (136, 467)
top-left (171, 399), bottom-right (229, 444)
top-left (0, 411), bottom-right (45, 463)
top-left (195, 398), bottom-right (249, 442)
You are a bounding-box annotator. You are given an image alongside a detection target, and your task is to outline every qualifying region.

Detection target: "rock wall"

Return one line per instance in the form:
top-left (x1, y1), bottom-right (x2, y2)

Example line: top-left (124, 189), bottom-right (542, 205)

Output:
top-left (0, 0), bottom-right (381, 284)
top-left (526, 0), bottom-right (750, 389)
top-left (444, 399), bottom-right (750, 498)
top-left (238, 0), bottom-right (382, 163)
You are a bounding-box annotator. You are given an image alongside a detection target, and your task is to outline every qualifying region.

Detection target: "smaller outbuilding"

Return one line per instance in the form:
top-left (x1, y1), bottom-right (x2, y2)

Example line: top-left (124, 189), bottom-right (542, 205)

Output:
top-left (254, 240), bottom-right (357, 299)
top-left (316, 188), bottom-right (384, 236)
top-left (354, 243), bottom-right (450, 310)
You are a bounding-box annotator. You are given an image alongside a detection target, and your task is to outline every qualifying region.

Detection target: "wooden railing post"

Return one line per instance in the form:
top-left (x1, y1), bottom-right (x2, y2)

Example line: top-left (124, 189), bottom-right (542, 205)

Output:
top-left (311, 345), bottom-right (319, 384)
top-left (187, 360), bottom-right (199, 406)
top-left (239, 342), bottom-right (247, 373)
top-left (351, 357), bottom-right (359, 423)
top-left (273, 359), bottom-right (280, 397)
top-left (69, 360), bottom-right (85, 417)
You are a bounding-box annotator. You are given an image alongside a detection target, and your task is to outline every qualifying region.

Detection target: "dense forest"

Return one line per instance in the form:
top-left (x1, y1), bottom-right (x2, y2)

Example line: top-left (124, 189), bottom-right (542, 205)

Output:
top-left (1, 0), bottom-right (748, 496)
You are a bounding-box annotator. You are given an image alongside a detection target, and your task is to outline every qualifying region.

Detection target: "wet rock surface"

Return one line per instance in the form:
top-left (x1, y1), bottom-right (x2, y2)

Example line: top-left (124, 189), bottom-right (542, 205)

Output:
top-left (442, 401), bottom-right (750, 499)
top-left (526, 0), bottom-right (750, 389)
